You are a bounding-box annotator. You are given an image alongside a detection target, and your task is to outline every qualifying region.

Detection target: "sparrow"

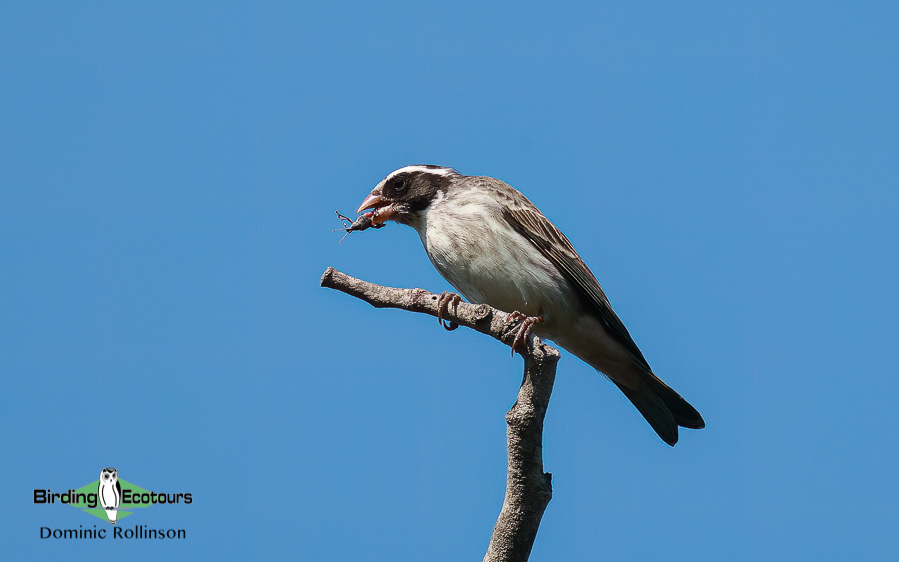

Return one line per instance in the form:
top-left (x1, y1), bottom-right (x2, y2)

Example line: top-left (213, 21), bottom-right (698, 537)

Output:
top-left (356, 165), bottom-right (704, 446)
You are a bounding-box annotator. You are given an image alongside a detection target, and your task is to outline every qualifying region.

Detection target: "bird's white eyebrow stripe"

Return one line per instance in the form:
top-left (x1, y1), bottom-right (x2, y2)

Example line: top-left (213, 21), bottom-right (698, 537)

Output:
top-left (384, 165), bottom-right (454, 181)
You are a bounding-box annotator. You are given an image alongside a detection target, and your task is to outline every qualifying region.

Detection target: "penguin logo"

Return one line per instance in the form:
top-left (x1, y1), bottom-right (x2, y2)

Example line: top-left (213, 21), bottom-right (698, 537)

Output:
top-left (98, 468), bottom-right (122, 525)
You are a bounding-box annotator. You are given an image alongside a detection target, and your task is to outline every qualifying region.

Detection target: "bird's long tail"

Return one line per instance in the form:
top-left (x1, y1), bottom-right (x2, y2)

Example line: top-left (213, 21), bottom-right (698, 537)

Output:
top-left (612, 374), bottom-right (704, 446)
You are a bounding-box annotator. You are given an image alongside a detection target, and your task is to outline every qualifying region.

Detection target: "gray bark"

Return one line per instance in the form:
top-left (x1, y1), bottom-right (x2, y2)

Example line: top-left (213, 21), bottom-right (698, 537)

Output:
top-left (321, 267), bottom-right (558, 561)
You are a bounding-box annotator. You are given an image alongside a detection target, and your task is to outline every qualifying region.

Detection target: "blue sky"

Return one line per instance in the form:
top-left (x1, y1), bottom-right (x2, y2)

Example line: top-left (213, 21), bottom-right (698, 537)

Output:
top-left (2, 2), bottom-right (897, 560)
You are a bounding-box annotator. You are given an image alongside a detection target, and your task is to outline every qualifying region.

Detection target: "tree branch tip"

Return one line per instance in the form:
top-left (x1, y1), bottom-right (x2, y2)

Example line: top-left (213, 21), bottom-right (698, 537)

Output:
top-left (320, 267), bottom-right (337, 287)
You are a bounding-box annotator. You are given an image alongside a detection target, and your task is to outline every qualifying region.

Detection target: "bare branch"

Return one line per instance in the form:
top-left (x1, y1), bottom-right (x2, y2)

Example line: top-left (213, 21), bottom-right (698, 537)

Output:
top-left (484, 344), bottom-right (557, 562)
top-left (321, 267), bottom-right (559, 561)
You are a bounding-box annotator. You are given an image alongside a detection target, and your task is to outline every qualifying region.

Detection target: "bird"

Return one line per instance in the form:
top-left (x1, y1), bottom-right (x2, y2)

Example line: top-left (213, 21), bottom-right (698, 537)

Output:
top-left (356, 165), bottom-right (704, 446)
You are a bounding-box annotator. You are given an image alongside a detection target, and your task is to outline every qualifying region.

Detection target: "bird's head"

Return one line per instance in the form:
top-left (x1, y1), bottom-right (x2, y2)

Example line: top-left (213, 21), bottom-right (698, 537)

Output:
top-left (357, 165), bottom-right (459, 226)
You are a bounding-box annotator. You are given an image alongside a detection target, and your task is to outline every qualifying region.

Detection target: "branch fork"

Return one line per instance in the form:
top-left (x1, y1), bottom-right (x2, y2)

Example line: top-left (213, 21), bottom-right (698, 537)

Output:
top-left (322, 267), bottom-right (559, 561)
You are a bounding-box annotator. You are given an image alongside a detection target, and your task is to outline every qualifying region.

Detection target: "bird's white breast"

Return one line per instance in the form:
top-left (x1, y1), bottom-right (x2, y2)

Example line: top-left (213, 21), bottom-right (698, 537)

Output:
top-left (411, 190), bottom-right (573, 328)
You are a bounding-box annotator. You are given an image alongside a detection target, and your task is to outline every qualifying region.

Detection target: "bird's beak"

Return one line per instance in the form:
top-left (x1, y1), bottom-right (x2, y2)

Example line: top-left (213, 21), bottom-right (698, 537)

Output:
top-left (356, 189), bottom-right (397, 225)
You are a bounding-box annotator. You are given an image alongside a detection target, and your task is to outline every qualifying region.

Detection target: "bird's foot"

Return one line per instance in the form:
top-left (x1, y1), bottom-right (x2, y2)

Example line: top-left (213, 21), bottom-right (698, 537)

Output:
top-left (436, 292), bottom-right (462, 331)
top-left (505, 311), bottom-right (544, 355)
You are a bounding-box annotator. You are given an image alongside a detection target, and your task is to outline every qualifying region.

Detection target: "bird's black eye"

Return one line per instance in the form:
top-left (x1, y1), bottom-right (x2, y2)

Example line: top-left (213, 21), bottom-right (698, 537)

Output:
top-left (394, 177), bottom-right (406, 191)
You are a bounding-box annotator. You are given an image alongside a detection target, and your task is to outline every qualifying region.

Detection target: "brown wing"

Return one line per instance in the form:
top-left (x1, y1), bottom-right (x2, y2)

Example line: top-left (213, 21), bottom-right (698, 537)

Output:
top-left (503, 207), bottom-right (651, 372)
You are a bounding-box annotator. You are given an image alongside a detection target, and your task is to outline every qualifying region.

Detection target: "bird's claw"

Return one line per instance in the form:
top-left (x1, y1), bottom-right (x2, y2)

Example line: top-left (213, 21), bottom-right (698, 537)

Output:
top-left (505, 312), bottom-right (543, 355)
top-left (437, 292), bottom-right (462, 331)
